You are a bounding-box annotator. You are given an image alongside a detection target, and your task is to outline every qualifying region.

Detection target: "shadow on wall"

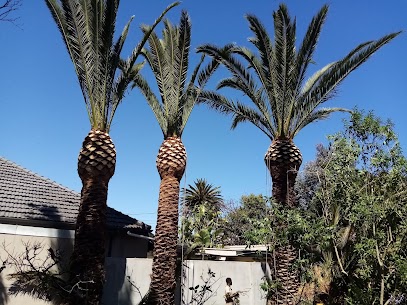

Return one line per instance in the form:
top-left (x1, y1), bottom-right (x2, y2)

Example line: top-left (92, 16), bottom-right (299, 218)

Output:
top-left (0, 259), bottom-right (9, 304)
top-left (2, 203), bottom-right (74, 304)
top-left (103, 258), bottom-right (153, 305)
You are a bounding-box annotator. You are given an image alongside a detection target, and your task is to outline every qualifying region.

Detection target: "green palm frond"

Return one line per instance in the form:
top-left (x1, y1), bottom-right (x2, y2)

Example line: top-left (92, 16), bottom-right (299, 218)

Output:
top-left (231, 102), bottom-right (274, 139)
top-left (184, 178), bottom-right (223, 211)
top-left (273, 4), bottom-right (298, 137)
top-left (46, 0), bottom-right (179, 132)
top-left (294, 5), bottom-right (328, 95)
top-left (292, 107), bottom-right (351, 137)
top-left (197, 4), bottom-right (400, 142)
top-left (131, 72), bottom-right (166, 135)
top-left (198, 90), bottom-right (239, 115)
top-left (294, 32), bottom-right (401, 134)
top-left (134, 11), bottom-right (219, 138)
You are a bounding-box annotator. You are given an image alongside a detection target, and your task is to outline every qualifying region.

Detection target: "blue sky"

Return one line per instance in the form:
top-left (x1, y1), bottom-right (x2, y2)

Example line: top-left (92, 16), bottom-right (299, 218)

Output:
top-left (1, 0), bottom-right (406, 228)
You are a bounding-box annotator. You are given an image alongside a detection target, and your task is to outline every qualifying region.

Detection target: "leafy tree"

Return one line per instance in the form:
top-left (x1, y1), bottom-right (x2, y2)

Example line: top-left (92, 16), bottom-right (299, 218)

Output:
top-left (293, 111), bottom-right (407, 304)
top-left (223, 194), bottom-right (271, 246)
top-left (132, 11), bottom-right (219, 305)
top-left (197, 4), bottom-right (400, 303)
top-left (44, 1), bottom-right (177, 303)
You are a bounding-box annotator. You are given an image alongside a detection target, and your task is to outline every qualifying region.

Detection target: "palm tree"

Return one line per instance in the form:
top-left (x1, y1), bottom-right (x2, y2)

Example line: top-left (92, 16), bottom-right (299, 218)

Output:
top-left (197, 4), bottom-right (400, 304)
top-left (45, 1), bottom-right (177, 304)
top-left (181, 179), bottom-right (224, 256)
top-left (132, 11), bottom-right (219, 305)
top-left (184, 178), bottom-right (224, 213)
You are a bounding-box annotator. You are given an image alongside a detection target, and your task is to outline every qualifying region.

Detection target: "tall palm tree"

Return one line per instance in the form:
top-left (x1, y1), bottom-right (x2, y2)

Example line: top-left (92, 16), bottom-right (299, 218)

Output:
top-left (183, 178), bottom-right (224, 213)
top-left (132, 11), bottom-right (219, 305)
top-left (197, 4), bottom-right (400, 304)
top-left (45, 1), bottom-right (177, 304)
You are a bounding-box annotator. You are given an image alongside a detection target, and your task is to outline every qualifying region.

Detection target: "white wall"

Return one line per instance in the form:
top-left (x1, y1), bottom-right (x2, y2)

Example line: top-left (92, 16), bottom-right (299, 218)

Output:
top-left (1, 256), bottom-right (270, 305)
top-left (102, 258), bottom-right (269, 305)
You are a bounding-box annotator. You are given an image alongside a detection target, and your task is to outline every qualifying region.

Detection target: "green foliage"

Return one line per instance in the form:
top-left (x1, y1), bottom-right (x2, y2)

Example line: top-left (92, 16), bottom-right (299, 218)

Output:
top-left (293, 110), bottom-right (407, 304)
top-left (133, 11), bottom-right (220, 138)
top-left (184, 179), bottom-right (223, 212)
top-left (45, 0), bottom-right (178, 131)
top-left (223, 194), bottom-right (271, 246)
top-left (180, 179), bottom-right (225, 256)
top-left (198, 4), bottom-right (400, 141)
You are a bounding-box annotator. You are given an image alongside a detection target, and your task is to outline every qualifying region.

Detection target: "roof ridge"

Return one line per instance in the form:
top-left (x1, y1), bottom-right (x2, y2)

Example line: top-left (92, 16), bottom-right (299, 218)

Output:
top-left (0, 156), bottom-right (79, 196)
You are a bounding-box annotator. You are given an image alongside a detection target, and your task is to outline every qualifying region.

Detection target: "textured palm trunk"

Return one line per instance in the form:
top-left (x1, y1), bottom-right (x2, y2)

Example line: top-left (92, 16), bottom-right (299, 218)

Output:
top-left (270, 245), bottom-right (300, 305)
top-left (69, 130), bottom-right (116, 305)
top-left (149, 136), bottom-right (186, 305)
top-left (265, 139), bottom-right (302, 207)
top-left (265, 139), bottom-right (302, 305)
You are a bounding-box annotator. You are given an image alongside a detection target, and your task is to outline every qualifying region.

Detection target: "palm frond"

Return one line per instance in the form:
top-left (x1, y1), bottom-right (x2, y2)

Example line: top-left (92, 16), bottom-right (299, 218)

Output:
top-left (292, 107), bottom-right (351, 137)
top-left (178, 55), bottom-right (206, 133)
top-left (295, 31), bottom-right (400, 133)
top-left (175, 10), bottom-right (191, 108)
top-left (294, 5), bottom-right (328, 95)
top-left (109, 61), bottom-right (145, 129)
top-left (135, 11), bottom-right (216, 138)
top-left (131, 72), bottom-right (166, 135)
top-left (120, 1), bottom-right (180, 74)
top-left (231, 47), bottom-right (275, 121)
top-left (273, 4), bottom-right (297, 137)
top-left (46, 0), bottom-right (177, 132)
top-left (245, 14), bottom-right (274, 89)
top-left (231, 102), bottom-right (274, 139)
top-left (198, 44), bottom-right (258, 94)
top-left (301, 62), bottom-right (334, 94)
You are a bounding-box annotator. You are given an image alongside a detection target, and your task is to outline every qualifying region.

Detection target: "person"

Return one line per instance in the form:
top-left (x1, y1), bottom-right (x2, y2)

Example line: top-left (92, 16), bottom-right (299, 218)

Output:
top-left (225, 277), bottom-right (239, 305)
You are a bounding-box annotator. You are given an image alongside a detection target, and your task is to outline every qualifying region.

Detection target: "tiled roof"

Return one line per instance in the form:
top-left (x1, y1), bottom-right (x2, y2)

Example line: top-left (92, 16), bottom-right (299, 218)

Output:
top-left (0, 157), bottom-right (151, 233)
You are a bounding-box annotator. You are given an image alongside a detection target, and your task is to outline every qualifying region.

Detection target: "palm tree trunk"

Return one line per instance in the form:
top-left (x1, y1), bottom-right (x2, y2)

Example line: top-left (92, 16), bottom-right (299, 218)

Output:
top-left (149, 137), bottom-right (186, 305)
top-left (271, 245), bottom-right (300, 305)
top-left (69, 130), bottom-right (116, 305)
top-left (265, 139), bottom-right (302, 207)
top-left (268, 164), bottom-right (298, 207)
top-left (265, 140), bottom-right (302, 305)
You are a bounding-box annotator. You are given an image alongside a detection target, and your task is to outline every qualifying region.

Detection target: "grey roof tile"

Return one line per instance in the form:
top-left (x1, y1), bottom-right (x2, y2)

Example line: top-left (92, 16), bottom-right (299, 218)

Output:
top-left (0, 157), bottom-right (151, 233)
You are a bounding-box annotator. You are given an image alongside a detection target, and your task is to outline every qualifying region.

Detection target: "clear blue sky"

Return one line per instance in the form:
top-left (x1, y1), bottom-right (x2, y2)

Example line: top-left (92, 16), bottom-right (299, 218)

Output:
top-left (1, 0), bottom-right (406, 228)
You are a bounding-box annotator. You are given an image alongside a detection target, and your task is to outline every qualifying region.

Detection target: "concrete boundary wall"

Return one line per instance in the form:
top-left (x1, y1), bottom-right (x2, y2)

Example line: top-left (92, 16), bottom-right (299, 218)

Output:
top-left (2, 257), bottom-right (269, 305)
top-left (103, 258), bottom-right (269, 305)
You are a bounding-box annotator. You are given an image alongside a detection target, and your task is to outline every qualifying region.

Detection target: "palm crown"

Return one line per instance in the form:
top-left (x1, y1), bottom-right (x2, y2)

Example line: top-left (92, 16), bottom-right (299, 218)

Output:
top-left (132, 10), bottom-right (219, 138)
top-left (45, 0), bottom-right (178, 132)
top-left (198, 4), bottom-right (400, 141)
top-left (184, 178), bottom-right (224, 212)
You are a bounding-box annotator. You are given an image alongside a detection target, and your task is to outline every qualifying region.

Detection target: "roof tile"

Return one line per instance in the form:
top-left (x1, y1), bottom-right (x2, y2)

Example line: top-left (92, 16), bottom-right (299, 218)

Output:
top-left (0, 157), bottom-right (150, 233)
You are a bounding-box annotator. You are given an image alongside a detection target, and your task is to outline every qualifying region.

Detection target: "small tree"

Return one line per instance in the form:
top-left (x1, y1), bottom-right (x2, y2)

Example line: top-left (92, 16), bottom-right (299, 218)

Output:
top-left (181, 179), bottom-right (225, 257)
top-left (223, 194), bottom-right (272, 247)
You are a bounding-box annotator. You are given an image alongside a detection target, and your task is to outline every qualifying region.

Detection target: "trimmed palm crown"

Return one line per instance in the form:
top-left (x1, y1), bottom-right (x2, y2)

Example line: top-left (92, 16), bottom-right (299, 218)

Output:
top-left (132, 10), bottom-right (219, 305)
top-left (46, 0), bottom-right (178, 132)
top-left (198, 4), bottom-right (400, 143)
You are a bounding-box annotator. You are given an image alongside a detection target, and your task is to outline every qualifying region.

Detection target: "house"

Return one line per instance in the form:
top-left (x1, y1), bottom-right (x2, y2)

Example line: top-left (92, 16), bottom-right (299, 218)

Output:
top-left (0, 157), bottom-right (155, 305)
top-left (0, 156), bottom-right (152, 259)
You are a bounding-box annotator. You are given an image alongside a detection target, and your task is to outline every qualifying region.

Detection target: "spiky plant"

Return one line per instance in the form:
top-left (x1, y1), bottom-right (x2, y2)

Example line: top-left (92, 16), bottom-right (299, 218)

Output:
top-left (132, 10), bottom-right (219, 305)
top-left (184, 178), bottom-right (224, 213)
top-left (44, 1), bottom-right (178, 304)
top-left (197, 4), bottom-right (400, 304)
